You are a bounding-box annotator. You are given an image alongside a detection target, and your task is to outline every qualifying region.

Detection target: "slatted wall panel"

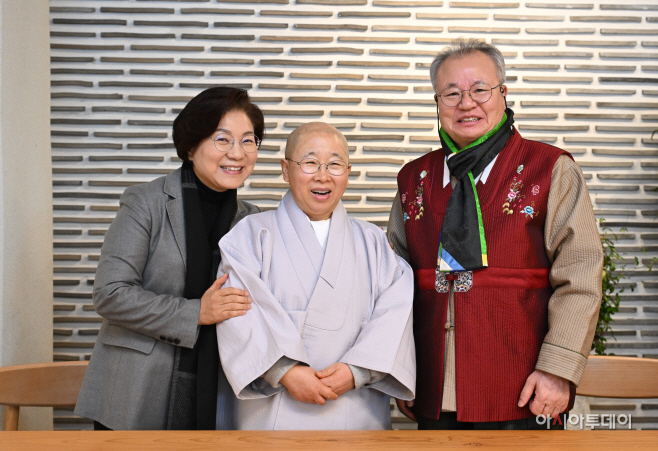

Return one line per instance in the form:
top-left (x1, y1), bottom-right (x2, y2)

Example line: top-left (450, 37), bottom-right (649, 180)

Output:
top-left (49, 0), bottom-right (657, 429)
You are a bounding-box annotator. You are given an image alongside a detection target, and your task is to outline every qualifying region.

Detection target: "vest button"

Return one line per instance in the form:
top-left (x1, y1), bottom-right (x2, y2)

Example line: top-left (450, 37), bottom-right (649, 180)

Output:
top-left (444, 322), bottom-right (452, 330)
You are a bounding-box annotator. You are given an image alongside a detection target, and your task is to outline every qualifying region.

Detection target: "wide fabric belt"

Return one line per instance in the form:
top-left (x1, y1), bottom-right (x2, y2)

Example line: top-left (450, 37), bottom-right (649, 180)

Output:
top-left (415, 267), bottom-right (551, 291)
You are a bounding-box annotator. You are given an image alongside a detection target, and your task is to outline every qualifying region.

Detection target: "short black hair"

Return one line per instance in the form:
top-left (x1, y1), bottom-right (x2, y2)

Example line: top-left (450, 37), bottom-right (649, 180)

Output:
top-left (173, 87), bottom-right (264, 163)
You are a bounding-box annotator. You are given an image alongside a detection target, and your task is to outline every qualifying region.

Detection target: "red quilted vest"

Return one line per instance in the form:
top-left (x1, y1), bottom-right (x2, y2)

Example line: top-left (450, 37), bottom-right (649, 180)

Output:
top-left (397, 130), bottom-right (573, 422)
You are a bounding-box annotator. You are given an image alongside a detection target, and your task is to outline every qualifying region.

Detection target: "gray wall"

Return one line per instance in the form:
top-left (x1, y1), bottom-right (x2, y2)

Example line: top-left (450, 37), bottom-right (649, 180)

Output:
top-left (0, 0), bottom-right (54, 431)
top-left (48, 0), bottom-right (657, 429)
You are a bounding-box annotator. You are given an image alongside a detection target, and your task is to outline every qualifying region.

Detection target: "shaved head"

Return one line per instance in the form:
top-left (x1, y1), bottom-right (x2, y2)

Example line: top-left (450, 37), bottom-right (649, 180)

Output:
top-left (285, 122), bottom-right (349, 160)
top-left (281, 121), bottom-right (352, 221)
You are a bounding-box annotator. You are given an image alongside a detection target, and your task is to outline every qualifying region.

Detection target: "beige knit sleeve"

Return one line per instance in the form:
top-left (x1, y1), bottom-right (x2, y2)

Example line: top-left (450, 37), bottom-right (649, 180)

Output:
top-left (535, 155), bottom-right (603, 386)
top-left (386, 191), bottom-right (410, 264)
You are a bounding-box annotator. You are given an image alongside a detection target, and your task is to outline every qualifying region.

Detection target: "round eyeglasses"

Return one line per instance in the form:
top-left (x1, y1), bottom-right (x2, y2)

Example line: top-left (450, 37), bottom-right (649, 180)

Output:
top-left (210, 133), bottom-right (260, 153)
top-left (285, 157), bottom-right (351, 176)
top-left (435, 83), bottom-right (504, 108)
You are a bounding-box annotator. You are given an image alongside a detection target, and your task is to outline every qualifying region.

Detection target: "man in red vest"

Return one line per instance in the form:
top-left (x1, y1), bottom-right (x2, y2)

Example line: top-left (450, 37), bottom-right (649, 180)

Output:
top-left (388, 37), bottom-right (603, 430)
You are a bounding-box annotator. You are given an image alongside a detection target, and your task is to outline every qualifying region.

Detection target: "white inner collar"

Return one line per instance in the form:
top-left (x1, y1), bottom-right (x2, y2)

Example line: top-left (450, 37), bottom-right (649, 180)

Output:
top-left (306, 215), bottom-right (331, 251)
top-left (443, 154), bottom-right (499, 188)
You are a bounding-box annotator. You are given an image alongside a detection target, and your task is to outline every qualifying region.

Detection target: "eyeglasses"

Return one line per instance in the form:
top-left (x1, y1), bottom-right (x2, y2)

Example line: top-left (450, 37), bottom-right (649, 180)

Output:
top-left (285, 157), bottom-right (351, 176)
top-left (209, 133), bottom-right (260, 153)
top-left (435, 83), bottom-right (504, 108)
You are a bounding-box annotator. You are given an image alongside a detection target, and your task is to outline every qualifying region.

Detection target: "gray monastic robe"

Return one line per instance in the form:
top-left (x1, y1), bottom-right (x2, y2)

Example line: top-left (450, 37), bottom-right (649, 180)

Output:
top-left (216, 191), bottom-right (415, 430)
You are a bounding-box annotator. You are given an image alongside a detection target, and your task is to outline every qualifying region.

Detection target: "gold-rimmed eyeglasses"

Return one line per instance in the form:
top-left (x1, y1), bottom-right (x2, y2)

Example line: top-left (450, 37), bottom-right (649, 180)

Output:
top-left (285, 157), bottom-right (351, 176)
top-left (210, 133), bottom-right (260, 153)
top-left (434, 82), bottom-right (504, 108)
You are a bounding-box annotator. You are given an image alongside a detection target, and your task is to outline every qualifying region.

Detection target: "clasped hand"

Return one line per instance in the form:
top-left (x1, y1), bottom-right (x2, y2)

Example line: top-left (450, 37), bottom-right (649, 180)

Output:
top-left (280, 362), bottom-right (355, 405)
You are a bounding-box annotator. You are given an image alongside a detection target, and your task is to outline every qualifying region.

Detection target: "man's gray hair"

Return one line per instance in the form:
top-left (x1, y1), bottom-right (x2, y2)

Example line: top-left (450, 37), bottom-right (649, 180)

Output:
top-left (429, 38), bottom-right (506, 92)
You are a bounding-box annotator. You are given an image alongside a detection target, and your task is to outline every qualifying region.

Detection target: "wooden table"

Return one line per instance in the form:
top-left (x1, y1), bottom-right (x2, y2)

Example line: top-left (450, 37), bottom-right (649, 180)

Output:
top-left (0, 430), bottom-right (656, 450)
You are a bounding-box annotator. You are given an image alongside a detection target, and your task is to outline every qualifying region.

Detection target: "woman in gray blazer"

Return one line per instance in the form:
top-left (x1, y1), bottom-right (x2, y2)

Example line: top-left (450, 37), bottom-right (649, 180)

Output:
top-left (75, 87), bottom-right (263, 430)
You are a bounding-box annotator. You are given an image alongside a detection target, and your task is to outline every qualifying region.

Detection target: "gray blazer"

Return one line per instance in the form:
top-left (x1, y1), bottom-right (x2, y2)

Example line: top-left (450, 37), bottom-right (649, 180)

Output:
top-left (74, 167), bottom-right (259, 430)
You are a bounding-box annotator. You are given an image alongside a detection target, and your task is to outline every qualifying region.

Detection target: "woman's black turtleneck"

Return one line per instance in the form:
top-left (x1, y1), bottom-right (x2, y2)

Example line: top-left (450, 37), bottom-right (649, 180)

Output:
top-left (192, 172), bottom-right (228, 241)
top-left (170, 165), bottom-right (237, 430)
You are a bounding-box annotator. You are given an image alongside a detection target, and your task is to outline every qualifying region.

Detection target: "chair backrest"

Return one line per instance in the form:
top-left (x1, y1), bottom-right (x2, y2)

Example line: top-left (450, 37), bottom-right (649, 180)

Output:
top-left (576, 355), bottom-right (658, 398)
top-left (0, 361), bottom-right (88, 430)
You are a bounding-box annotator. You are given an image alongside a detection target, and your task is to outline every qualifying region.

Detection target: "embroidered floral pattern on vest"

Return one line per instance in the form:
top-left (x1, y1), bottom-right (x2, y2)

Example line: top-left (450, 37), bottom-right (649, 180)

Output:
top-left (502, 176), bottom-right (525, 215)
top-left (531, 184), bottom-right (540, 196)
top-left (401, 192), bottom-right (409, 222)
top-left (521, 202), bottom-right (537, 219)
top-left (404, 170), bottom-right (427, 221)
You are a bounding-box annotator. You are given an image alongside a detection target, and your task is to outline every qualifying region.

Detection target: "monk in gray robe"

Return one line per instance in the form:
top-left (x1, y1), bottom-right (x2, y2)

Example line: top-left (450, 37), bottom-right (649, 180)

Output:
top-left (215, 122), bottom-right (415, 430)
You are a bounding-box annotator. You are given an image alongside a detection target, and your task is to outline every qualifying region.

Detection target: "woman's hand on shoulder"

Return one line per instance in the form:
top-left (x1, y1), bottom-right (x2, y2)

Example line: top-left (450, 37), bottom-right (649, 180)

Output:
top-left (198, 274), bottom-right (252, 325)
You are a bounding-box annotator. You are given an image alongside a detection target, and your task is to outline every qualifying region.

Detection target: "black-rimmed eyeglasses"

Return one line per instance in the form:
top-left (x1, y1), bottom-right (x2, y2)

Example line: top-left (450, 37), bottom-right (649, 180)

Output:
top-left (285, 157), bottom-right (351, 176)
top-left (210, 133), bottom-right (260, 153)
top-left (434, 83), bottom-right (504, 108)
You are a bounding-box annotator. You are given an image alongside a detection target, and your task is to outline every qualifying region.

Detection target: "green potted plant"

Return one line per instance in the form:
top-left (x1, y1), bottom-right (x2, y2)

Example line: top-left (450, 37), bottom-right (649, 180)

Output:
top-left (593, 221), bottom-right (625, 355)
